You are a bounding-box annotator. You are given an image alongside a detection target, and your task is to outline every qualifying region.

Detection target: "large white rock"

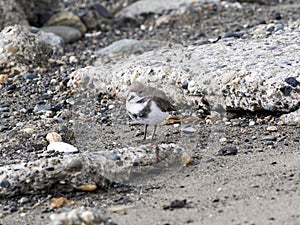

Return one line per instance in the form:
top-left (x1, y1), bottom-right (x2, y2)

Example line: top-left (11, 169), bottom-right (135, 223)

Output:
top-left (68, 21), bottom-right (300, 122)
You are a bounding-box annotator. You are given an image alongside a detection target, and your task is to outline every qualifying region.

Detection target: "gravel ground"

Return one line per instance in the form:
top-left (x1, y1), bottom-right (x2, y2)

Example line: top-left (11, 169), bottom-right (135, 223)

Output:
top-left (1, 0), bottom-right (300, 224)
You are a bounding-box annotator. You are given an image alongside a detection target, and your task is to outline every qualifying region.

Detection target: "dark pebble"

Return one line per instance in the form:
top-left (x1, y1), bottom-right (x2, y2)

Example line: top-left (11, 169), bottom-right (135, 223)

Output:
top-left (216, 65), bottom-right (227, 69)
top-left (284, 77), bottom-right (299, 87)
top-left (182, 80), bottom-right (188, 89)
top-left (62, 78), bottom-right (70, 86)
top-left (6, 84), bottom-right (17, 93)
top-left (273, 12), bottom-right (282, 20)
top-left (9, 204), bottom-right (18, 213)
top-left (90, 3), bottom-right (113, 19)
top-left (41, 207), bottom-right (55, 213)
top-left (265, 142), bottom-right (274, 146)
top-left (51, 103), bottom-right (62, 112)
top-left (163, 199), bottom-right (187, 210)
top-left (266, 26), bottom-right (275, 32)
top-left (186, 6), bottom-right (197, 14)
top-left (0, 102), bottom-right (9, 107)
top-left (223, 31), bottom-right (245, 39)
top-left (280, 86), bottom-right (292, 96)
top-left (218, 146), bottom-right (238, 155)
top-left (24, 71), bottom-right (38, 79)
top-left (267, 46), bottom-right (277, 51)
top-left (0, 113), bottom-right (10, 118)
top-left (262, 135), bottom-right (277, 141)
top-left (107, 218), bottom-right (118, 225)
top-left (0, 178), bottom-right (11, 188)
top-left (45, 167), bottom-right (55, 171)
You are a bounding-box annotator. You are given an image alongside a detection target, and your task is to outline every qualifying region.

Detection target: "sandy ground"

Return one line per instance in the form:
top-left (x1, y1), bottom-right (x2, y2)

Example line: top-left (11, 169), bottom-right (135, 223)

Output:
top-left (1, 124), bottom-right (300, 225)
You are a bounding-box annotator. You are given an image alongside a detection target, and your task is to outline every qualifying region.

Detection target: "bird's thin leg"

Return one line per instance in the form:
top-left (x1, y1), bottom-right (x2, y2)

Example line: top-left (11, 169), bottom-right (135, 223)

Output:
top-left (143, 124), bottom-right (148, 140)
top-left (151, 125), bottom-right (157, 141)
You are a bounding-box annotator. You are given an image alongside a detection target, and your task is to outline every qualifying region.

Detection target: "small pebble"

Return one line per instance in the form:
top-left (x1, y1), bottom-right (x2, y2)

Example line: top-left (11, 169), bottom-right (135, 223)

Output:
top-left (280, 86), bottom-right (292, 96)
top-left (182, 126), bottom-right (196, 134)
top-left (46, 132), bottom-right (62, 143)
top-left (0, 178), bottom-right (10, 188)
top-left (266, 126), bottom-right (278, 132)
top-left (24, 71), bottom-right (38, 79)
top-left (219, 137), bottom-right (227, 144)
top-left (0, 74), bottom-right (8, 83)
top-left (181, 80), bottom-right (188, 89)
top-left (33, 104), bottom-right (51, 113)
top-left (262, 135), bottom-right (277, 141)
top-left (249, 120), bottom-right (255, 126)
top-left (0, 106), bottom-right (9, 112)
top-left (19, 197), bottom-right (30, 204)
top-left (0, 125), bottom-right (9, 132)
top-left (108, 104), bottom-right (115, 110)
top-left (181, 152), bottom-right (192, 165)
top-left (66, 158), bottom-right (83, 171)
top-left (80, 211), bottom-right (95, 223)
top-left (66, 98), bottom-right (75, 105)
top-left (106, 152), bottom-right (121, 161)
top-left (21, 127), bottom-right (34, 134)
top-left (74, 184), bottom-right (97, 191)
top-left (284, 77), bottom-right (299, 87)
top-left (218, 146), bottom-right (238, 155)
top-left (6, 84), bottom-right (17, 93)
top-left (47, 142), bottom-right (79, 153)
top-left (69, 55), bottom-right (79, 64)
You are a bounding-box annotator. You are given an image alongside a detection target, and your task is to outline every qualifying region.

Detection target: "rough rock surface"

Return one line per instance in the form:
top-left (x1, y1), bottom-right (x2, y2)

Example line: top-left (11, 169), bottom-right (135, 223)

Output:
top-left (0, 142), bottom-right (183, 197)
top-left (48, 208), bottom-right (116, 225)
top-left (0, 25), bottom-right (55, 68)
top-left (69, 20), bottom-right (300, 120)
top-left (0, 0), bottom-right (59, 29)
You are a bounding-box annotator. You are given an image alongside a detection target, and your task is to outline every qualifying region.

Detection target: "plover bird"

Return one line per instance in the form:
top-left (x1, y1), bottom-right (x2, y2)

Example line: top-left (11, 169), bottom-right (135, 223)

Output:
top-left (126, 81), bottom-right (176, 141)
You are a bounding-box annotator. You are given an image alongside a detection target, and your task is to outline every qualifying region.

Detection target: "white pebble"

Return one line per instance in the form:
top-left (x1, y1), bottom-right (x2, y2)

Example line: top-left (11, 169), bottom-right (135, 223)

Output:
top-left (219, 137), bottom-right (227, 144)
top-left (69, 55), bottom-right (78, 64)
top-left (249, 120), bottom-right (255, 126)
top-left (47, 142), bottom-right (79, 153)
top-left (266, 126), bottom-right (278, 132)
top-left (22, 128), bottom-right (34, 134)
top-left (108, 104), bottom-right (115, 110)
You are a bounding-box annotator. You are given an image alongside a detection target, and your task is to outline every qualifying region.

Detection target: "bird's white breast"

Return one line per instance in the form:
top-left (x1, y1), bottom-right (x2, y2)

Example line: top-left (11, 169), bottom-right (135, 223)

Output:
top-left (126, 92), bottom-right (169, 125)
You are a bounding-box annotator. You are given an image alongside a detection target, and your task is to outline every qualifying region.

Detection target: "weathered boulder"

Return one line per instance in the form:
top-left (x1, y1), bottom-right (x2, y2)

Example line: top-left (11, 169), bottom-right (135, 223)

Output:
top-left (68, 20), bottom-right (300, 123)
top-left (0, 0), bottom-right (59, 29)
top-left (0, 25), bottom-right (57, 69)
